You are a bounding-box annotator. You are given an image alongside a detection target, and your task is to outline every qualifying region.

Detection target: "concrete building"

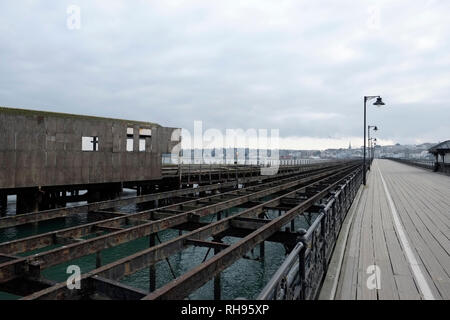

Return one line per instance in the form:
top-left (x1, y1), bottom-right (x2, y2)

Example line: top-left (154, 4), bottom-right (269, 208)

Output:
top-left (0, 107), bottom-right (180, 213)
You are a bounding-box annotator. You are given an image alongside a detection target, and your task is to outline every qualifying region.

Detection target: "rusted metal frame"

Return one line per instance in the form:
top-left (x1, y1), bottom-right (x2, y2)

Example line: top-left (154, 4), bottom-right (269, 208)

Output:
top-left (21, 165), bottom-right (354, 300)
top-left (141, 166), bottom-right (359, 300)
top-left (0, 253), bottom-right (20, 263)
top-left (0, 166), bottom-right (326, 256)
top-left (216, 227), bottom-right (299, 248)
top-left (1, 165), bottom-right (311, 229)
top-left (0, 276), bottom-right (58, 297)
top-left (96, 166), bottom-right (357, 299)
top-left (0, 181), bottom-right (239, 229)
top-left (169, 220), bottom-right (298, 247)
top-left (230, 217), bottom-right (270, 230)
top-left (279, 169), bottom-right (361, 300)
top-left (237, 169), bottom-right (364, 300)
top-left (90, 275), bottom-right (148, 300)
top-left (1, 166), bottom-right (343, 283)
top-left (0, 176), bottom-right (281, 257)
top-left (185, 239), bottom-right (229, 250)
top-left (54, 235), bottom-right (85, 245)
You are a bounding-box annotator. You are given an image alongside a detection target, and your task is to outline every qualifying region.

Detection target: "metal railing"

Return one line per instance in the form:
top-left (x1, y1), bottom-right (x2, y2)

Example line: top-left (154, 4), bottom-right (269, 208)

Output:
top-left (162, 154), bottom-right (326, 166)
top-left (258, 167), bottom-right (362, 300)
top-left (385, 158), bottom-right (435, 170)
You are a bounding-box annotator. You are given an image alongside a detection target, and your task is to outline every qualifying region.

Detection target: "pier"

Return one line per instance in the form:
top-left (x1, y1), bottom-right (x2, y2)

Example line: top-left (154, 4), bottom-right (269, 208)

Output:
top-left (320, 159), bottom-right (450, 300)
top-left (0, 108), bottom-right (449, 300)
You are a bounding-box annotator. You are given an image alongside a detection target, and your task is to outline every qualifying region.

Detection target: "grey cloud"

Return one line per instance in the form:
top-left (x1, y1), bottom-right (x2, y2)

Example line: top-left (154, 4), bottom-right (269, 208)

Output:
top-left (0, 0), bottom-right (449, 149)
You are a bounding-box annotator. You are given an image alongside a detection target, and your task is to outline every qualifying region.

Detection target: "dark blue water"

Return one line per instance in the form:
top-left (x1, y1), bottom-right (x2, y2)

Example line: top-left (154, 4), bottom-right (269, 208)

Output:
top-left (0, 192), bottom-right (313, 300)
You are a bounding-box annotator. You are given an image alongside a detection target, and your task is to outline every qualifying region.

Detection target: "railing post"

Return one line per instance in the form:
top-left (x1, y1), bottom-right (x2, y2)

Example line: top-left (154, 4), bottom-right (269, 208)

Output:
top-left (319, 209), bottom-right (328, 273)
top-left (297, 228), bottom-right (308, 300)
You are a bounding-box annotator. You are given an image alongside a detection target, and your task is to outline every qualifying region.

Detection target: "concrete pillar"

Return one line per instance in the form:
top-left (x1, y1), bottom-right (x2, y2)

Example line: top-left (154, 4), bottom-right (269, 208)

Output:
top-left (87, 189), bottom-right (102, 203)
top-left (0, 192), bottom-right (7, 216)
top-left (38, 190), bottom-right (52, 211)
top-left (0, 192), bottom-right (7, 208)
top-left (16, 189), bottom-right (40, 214)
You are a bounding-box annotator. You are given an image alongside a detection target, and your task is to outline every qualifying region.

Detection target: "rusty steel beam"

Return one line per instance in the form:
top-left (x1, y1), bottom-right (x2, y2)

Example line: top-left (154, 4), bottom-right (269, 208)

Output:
top-left (0, 276), bottom-right (57, 297)
top-left (142, 167), bottom-right (359, 300)
top-left (0, 164), bottom-right (330, 229)
top-left (1, 166), bottom-right (346, 283)
top-left (21, 164), bottom-right (357, 300)
top-left (0, 164), bottom-right (339, 256)
top-left (185, 239), bottom-right (230, 250)
top-left (89, 276), bottom-right (148, 300)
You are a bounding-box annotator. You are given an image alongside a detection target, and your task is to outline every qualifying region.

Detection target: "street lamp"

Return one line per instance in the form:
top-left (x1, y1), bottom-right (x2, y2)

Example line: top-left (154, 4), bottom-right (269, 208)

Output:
top-left (372, 138), bottom-right (377, 161)
top-left (363, 96), bottom-right (385, 185)
top-left (368, 125), bottom-right (378, 170)
top-left (368, 137), bottom-right (377, 163)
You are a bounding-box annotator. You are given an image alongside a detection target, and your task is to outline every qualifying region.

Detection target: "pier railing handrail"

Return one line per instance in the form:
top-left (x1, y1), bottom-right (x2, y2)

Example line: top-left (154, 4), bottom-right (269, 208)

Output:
top-left (257, 167), bottom-right (362, 300)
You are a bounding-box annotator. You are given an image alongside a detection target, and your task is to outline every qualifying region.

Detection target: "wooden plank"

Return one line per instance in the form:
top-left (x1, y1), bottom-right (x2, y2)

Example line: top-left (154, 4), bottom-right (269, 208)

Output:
top-left (371, 169), bottom-right (398, 300)
top-left (379, 160), bottom-right (450, 299)
top-left (334, 159), bottom-right (450, 300)
top-left (336, 173), bottom-right (369, 299)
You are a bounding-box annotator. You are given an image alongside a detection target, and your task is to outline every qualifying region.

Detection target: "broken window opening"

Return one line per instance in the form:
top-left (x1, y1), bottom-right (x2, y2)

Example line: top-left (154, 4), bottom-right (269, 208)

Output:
top-left (126, 127), bottom-right (134, 152)
top-left (139, 139), bottom-right (146, 152)
top-left (126, 138), bottom-right (134, 152)
top-left (139, 128), bottom-right (151, 152)
top-left (82, 136), bottom-right (99, 151)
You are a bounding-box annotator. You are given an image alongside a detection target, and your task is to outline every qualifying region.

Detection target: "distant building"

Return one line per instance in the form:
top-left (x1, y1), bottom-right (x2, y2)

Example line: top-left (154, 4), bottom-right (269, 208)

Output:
top-left (429, 140), bottom-right (450, 174)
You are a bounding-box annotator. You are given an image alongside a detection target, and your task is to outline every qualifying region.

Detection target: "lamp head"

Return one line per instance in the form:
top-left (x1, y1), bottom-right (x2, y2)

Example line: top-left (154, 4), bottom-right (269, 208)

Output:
top-left (373, 97), bottom-right (385, 106)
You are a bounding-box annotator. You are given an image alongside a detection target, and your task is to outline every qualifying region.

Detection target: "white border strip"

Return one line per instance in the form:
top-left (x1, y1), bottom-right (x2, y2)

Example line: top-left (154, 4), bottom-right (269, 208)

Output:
top-left (377, 166), bottom-right (435, 300)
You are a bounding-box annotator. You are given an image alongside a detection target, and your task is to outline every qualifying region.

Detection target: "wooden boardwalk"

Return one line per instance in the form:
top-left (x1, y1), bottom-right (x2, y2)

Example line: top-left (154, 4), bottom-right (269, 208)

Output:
top-left (329, 159), bottom-right (450, 300)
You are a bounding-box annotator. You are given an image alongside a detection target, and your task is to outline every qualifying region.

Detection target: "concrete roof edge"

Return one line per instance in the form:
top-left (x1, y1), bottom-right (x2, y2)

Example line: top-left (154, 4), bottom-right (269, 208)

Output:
top-left (0, 106), bottom-right (161, 127)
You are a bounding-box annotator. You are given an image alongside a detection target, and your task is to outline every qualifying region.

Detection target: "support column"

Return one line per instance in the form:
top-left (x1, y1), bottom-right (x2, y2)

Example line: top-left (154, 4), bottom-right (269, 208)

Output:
top-left (136, 186), bottom-right (141, 196)
top-left (16, 189), bottom-right (40, 214)
top-left (259, 212), bottom-right (265, 261)
top-left (260, 241), bottom-right (265, 261)
top-left (213, 237), bottom-right (223, 300)
top-left (0, 192), bottom-right (7, 207)
top-left (0, 191), bottom-right (7, 217)
top-left (96, 251), bottom-right (102, 268)
top-left (149, 234), bottom-right (156, 292)
top-left (87, 188), bottom-right (101, 204)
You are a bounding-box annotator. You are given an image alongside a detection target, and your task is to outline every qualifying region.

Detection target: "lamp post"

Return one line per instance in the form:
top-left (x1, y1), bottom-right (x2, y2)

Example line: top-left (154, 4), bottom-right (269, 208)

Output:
top-left (372, 138), bottom-right (377, 162)
top-left (367, 125), bottom-right (378, 170)
top-left (363, 96), bottom-right (385, 185)
top-left (368, 137), bottom-right (377, 163)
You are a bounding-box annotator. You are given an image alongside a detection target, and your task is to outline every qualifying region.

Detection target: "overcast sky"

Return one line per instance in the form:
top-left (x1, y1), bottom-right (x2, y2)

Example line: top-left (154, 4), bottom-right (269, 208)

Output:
top-left (1, 1), bottom-right (449, 150)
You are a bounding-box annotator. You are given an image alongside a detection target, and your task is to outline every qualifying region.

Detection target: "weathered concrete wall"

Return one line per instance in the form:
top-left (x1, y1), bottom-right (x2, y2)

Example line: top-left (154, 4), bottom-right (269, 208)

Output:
top-left (0, 107), bottom-right (180, 189)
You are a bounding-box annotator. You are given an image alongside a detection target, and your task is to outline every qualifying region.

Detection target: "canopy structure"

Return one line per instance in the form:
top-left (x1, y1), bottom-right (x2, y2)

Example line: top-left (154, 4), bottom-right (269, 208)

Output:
top-left (428, 140), bottom-right (450, 174)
